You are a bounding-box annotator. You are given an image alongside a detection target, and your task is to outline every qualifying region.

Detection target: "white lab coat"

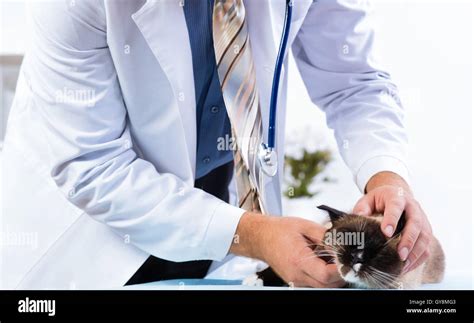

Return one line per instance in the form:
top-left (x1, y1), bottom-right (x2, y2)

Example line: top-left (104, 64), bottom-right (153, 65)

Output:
top-left (1, 0), bottom-right (409, 289)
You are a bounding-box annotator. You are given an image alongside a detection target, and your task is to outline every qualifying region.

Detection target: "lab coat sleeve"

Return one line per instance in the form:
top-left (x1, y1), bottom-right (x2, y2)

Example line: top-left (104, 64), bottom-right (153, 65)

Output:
top-left (292, 0), bottom-right (410, 192)
top-left (25, 1), bottom-right (244, 262)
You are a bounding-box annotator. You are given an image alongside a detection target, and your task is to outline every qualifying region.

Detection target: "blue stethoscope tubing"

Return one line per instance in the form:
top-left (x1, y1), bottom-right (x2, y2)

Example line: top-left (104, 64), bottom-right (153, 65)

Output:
top-left (269, 0), bottom-right (293, 149)
top-left (258, 0), bottom-right (293, 177)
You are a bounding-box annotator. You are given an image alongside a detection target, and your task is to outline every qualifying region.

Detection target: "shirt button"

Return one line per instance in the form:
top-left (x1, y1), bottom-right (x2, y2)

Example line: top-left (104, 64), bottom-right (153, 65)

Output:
top-left (210, 106), bottom-right (220, 114)
top-left (202, 156), bottom-right (211, 164)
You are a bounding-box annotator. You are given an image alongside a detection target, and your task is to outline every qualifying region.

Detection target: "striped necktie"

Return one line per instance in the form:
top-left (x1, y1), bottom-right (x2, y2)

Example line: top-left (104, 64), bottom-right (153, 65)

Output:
top-left (212, 0), bottom-right (266, 213)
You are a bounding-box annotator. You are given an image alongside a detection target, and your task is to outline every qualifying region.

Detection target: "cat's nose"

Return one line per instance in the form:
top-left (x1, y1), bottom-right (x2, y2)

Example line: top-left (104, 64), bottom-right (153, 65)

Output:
top-left (350, 250), bottom-right (363, 266)
top-left (350, 257), bottom-right (360, 266)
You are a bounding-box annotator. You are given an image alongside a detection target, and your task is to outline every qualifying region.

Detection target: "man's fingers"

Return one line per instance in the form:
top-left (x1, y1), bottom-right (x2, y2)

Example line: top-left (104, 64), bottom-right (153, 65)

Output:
top-left (402, 229), bottom-right (431, 271)
top-left (291, 272), bottom-right (323, 288)
top-left (320, 263), bottom-right (345, 285)
top-left (301, 221), bottom-right (327, 245)
top-left (403, 248), bottom-right (430, 274)
top-left (353, 193), bottom-right (375, 216)
top-left (293, 272), bottom-right (324, 288)
top-left (301, 256), bottom-right (343, 285)
top-left (296, 270), bottom-right (345, 288)
top-left (398, 203), bottom-right (423, 261)
top-left (301, 271), bottom-right (345, 288)
top-left (381, 197), bottom-right (406, 238)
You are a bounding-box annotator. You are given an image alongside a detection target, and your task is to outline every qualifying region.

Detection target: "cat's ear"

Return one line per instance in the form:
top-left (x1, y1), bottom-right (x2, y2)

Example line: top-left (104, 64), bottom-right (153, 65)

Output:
top-left (394, 211), bottom-right (407, 236)
top-left (317, 205), bottom-right (347, 222)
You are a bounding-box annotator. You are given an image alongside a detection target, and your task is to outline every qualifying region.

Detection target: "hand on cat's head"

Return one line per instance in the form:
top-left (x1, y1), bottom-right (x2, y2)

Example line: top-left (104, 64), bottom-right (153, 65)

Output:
top-left (352, 171), bottom-right (433, 275)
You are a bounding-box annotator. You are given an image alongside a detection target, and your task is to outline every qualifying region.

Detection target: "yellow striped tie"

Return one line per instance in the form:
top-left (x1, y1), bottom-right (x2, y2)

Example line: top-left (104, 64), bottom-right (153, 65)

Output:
top-left (212, 0), bottom-right (266, 213)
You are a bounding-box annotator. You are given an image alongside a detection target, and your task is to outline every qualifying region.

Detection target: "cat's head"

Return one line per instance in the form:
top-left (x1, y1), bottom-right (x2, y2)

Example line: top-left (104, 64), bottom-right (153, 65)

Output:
top-left (317, 205), bottom-right (406, 289)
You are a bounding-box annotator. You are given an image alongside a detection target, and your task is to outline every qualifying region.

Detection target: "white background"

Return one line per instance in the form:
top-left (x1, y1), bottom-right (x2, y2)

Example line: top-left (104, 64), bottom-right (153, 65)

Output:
top-left (283, 0), bottom-right (473, 287)
top-left (1, 0), bottom-right (473, 288)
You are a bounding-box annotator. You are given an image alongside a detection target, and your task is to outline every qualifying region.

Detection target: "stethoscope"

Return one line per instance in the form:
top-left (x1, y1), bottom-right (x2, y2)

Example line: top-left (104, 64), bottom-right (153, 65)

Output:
top-left (257, 0), bottom-right (293, 177)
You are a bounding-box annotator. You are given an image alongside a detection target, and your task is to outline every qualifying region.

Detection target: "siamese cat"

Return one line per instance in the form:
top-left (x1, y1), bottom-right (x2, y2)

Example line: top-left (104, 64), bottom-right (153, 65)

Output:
top-left (315, 205), bottom-right (445, 289)
top-left (251, 205), bottom-right (445, 289)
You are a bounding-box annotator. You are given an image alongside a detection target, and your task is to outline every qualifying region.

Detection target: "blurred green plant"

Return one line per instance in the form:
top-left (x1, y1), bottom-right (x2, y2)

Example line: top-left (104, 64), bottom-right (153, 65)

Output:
top-left (285, 149), bottom-right (332, 199)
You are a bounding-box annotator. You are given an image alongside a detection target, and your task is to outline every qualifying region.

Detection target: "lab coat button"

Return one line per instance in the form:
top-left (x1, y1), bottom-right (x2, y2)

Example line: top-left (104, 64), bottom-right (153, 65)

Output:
top-left (210, 106), bottom-right (220, 114)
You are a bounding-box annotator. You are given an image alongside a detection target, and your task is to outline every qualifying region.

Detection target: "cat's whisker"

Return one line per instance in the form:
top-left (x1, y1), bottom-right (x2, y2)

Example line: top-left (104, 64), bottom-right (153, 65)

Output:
top-left (318, 250), bottom-right (341, 257)
top-left (362, 220), bottom-right (367, 232)
top-left (366, 273), bottom-right (393, 289)
top-left (298, 249), bottom-right (340, 262)
top-left (298, 242), bottom-right (326, 256)
top-left (362, 272), bottom-right (381, 289)
top-left (383, 235), bottom-right (397, 246)
top-left (366, 268), bottom-right (394, 281)
top-left (368, 271), bottom-right (398, 286)
top-left (298, 254), bottom-right (326, 262)
top-left (376, 272), bottom-right (398, 281)
top-left (304, 244), bottom-right (327, 251)
top-left (303, 237), bottom-right (325, 245)
top-left (315, 250), bottom-right (335, 254)
top-left (373, 277), bottom-right (395, 289)
top-left (370, 272), bottom-right (396, 285)
top-left (314, 251), bottom-right (338, 257)
top-left (368, 266), bottom-right (399, 280)
top-left (366, 269), bottom-right (400, 289)
top-left (367, 276), bottom-right (385, 289)
top-left (369, 269), bottom-right (396, 279)
top-left (325, 245), bottom-right (343, 253)
top-left (315, 253), bottom-right (337, 258)
top-left (308, 243), bottom-right (342, 256)
top-left (302, 248), bottom-right (334, 259)
top-left (358, 218), bottom-right (365, 233)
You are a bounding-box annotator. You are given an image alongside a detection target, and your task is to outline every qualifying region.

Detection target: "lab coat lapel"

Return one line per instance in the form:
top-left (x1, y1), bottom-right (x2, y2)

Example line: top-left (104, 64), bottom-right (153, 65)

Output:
top-left (244, 0), bottom-right (281, 215)
top-left (132, 0), bottom-right (197, 177)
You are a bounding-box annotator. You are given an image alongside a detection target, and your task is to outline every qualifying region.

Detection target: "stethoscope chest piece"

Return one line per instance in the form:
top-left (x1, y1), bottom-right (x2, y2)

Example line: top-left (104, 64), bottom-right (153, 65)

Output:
top-left (258, 143), bottom-right (278, 177)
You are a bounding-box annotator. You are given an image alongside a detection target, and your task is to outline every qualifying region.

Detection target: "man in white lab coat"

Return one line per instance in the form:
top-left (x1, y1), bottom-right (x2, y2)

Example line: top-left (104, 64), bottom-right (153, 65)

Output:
top-left (1, 0), bottom-right (433, 289)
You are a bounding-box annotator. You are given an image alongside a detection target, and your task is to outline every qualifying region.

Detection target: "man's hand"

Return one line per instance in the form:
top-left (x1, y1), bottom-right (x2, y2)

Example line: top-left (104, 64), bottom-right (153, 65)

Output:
top-left (353, 171), bottom-right (432, 274)
top-left (231, 212), bottom-right (345, 288)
